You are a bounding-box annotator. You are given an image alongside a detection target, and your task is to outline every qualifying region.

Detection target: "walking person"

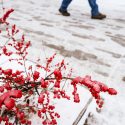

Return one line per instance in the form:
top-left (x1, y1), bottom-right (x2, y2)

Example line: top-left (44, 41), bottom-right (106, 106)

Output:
top-left (59, 0), bottom-right (106, 19)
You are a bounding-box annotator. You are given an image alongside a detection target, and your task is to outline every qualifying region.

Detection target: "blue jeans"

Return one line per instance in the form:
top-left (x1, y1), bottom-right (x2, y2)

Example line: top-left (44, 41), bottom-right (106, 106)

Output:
top-left (60, 0), bottom-right (99, 16)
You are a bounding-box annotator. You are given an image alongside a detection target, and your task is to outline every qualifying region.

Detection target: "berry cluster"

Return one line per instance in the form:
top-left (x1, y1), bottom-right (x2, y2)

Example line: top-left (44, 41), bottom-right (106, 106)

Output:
top-left (0, 2), bottom-right (117, 125)
top-left (71, 75), bottom-right (117, 108)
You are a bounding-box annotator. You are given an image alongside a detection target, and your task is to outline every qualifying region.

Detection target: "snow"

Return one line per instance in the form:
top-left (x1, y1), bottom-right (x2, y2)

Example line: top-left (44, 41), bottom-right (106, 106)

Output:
top-left (0, 0), bottom-right (125, 125)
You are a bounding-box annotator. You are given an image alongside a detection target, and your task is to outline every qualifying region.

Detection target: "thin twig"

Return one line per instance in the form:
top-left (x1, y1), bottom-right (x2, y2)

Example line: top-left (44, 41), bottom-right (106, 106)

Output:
top-left (72, 97), bottom-right (93, 125)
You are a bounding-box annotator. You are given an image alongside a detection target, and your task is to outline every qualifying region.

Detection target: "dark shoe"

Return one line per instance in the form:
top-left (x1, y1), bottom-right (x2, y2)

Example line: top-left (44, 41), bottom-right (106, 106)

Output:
top-left (59, 9), bottom-right (70, 16)
top-left (91, 13), bottom-right (106, 20)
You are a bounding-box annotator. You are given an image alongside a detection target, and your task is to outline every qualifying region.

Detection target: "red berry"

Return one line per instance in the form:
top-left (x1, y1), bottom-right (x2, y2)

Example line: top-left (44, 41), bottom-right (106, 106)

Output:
top-left (3, 69), bottom-right (12, 75)
top-left (17, 112), bottom-right (24, 120)
top-left (72, 77), bottom-right (82, 85)
top-left (98, 82), bottom-right (108, 92)
top-left (74, 93), bottom-right (80, 103)
top-left (15, 70), bottom-right (22, 75)
top-left (54, 69), bottom-right (62, 80)
top-left (2, 46), bottom-right (7, 54)
top-left (2, 116), bottom-right (9, 122)
top-left (4, 83), bottom-right (11, 90)
top-left (93, 84), bottom-right (100, 93)
top-left (54, 81), bottom-right (60, 88)
top-left (0, 86), bottom-right (4, 93)
top-left (102, 85), bottom-right (108, 92)
top-left (9, 90), bottom-right (22, 98)
top-left (4, 98), bottom-right (15, 110)
top-left (41, 108), bottom-right (46, 113)
top-left (0, 92), bottom-right (10, 104)
top-left (31, 83), bottom-right (35, 87)
top-left (38, 93), bottom-right (45, 104)
top-left (33, 71), bottom-right (40, 80)
top-left (21, 119), bottom-right (26, 124)
top-left (38, 110), bottom-right (41, 118)
top-left (41, 79), bottom-right (48, 88)
top-left (108, 88), bottom-right (117, 95)
top-left (51, 119), bottom-right (57, 124)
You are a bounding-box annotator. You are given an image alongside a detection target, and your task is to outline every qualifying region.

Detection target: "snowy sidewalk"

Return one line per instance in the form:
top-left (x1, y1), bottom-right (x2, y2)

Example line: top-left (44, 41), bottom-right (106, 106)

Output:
top-left (2, 0), bottom-right (125, 124)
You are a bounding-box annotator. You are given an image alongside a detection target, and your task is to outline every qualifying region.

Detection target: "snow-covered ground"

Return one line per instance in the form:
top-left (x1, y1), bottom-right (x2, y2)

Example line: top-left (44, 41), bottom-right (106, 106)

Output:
top-left (1, 0), bottom-right (125, 125)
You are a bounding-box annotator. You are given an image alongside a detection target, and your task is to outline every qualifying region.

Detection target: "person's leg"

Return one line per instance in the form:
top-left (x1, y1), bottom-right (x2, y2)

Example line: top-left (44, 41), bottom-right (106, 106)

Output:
top-left (88, 0), bottom-right (99, 16)
top-left (59, 0), bottom-right (72, 16)
top-left (60, 0), bottom-right (72, 11)
top-left (88, 0), bottom-right (106, 19)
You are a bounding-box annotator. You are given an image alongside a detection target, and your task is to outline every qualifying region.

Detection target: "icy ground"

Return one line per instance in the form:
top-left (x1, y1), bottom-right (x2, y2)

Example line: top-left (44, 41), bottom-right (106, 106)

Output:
top-left (1, 0), bottom-right (125, 125)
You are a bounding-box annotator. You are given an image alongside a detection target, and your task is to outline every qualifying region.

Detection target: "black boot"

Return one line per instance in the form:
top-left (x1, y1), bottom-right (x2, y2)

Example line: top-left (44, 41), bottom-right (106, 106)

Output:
top-left (91, 13), bottom-right (106, 20)
top-left (59, 9), bottom-right (70, 16)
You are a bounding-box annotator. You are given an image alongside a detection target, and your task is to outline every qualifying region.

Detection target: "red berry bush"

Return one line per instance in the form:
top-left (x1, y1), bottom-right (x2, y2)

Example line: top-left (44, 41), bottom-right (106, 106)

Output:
top-left (0, 2), bottom-right (117, 125)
